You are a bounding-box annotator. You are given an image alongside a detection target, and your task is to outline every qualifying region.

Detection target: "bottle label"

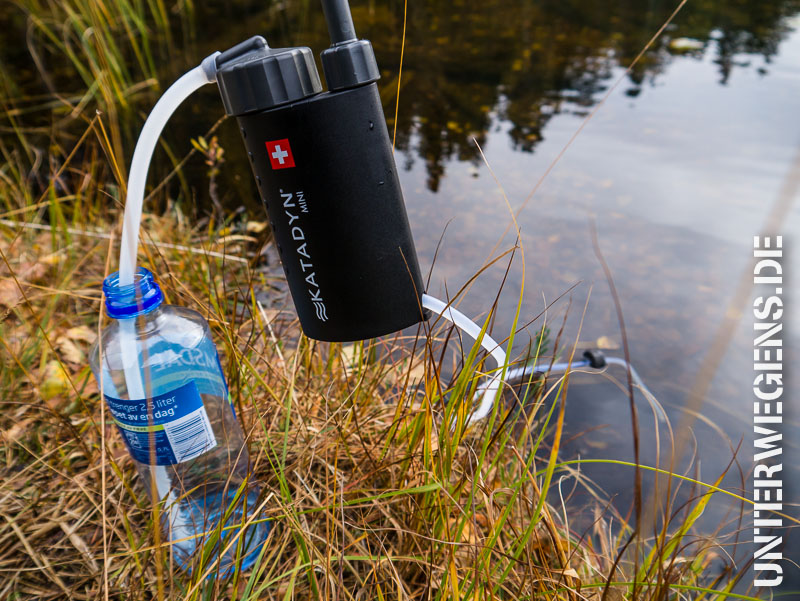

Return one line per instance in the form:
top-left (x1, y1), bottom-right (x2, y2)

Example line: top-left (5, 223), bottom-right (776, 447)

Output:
top-left (104, 380), bottom-right (217, 465)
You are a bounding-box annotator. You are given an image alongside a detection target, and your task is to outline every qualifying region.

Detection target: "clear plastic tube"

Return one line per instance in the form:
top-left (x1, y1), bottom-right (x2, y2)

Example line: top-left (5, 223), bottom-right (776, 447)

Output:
top-left (475, 354), bottom-right (667, 422)
top-left (421, 292), bottom-right (664, 426)
top-left (113, 58), bottom-right (218, 500)
top-left (421, 294), bottom-right (507, 425)
top-left (118, 62), bottom-right (217, 287)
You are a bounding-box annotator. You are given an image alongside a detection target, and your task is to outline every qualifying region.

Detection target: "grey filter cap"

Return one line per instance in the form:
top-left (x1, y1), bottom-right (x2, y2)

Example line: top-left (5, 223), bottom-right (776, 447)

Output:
top-left (321, 39), bottom-right (380, 91)
top-left (215, 36), bottom-right (323, 116)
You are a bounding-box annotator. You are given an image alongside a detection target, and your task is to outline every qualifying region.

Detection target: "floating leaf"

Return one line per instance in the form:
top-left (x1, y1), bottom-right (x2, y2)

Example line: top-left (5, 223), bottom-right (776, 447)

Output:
top-left (595, 335), bottom-right (620, 350)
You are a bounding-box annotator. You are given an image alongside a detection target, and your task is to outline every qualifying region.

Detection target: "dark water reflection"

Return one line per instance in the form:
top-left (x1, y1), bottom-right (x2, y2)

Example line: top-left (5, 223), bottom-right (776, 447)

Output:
top-left (185, 0), bottom-right (800, 193)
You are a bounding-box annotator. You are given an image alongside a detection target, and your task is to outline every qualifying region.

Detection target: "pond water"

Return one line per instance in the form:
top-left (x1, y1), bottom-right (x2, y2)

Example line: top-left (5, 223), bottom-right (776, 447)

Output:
top-left (5, 0), bottom-right (799, 591)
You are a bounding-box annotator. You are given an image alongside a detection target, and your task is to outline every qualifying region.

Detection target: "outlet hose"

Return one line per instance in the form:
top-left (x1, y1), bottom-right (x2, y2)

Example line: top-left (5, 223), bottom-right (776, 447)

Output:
top-left (119, 56), bottom-right (219, 289)
top-left (115, 56), bottom-right (218, 503)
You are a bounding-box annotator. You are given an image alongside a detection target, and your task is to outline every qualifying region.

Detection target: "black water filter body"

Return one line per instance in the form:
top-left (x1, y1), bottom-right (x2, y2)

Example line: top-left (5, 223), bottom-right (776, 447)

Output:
top-left (215, 6), bottom-right (426, 342)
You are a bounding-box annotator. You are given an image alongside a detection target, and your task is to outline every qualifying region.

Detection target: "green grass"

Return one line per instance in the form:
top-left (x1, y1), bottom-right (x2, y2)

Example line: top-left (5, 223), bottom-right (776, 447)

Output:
top-left (0, 0), bottom-right (768, 599)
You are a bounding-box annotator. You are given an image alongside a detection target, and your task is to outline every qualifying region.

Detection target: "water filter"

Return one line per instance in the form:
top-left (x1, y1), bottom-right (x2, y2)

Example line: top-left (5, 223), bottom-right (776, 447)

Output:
top-left (214, 2), bottom-right (426, 342)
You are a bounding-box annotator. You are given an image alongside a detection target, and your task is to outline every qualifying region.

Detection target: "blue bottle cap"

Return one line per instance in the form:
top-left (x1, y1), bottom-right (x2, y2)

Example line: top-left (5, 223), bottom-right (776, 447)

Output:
top-left (103, 267), bottom-right (163, 319)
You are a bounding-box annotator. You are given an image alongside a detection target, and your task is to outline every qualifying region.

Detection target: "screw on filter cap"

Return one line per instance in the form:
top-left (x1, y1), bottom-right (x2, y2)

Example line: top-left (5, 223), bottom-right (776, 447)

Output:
top-left (321, 39), bottom-right (380, 91)
top-left (103, 267), bottom-right (163, 319)
top-left (215, 36), bottom-right (323, 116)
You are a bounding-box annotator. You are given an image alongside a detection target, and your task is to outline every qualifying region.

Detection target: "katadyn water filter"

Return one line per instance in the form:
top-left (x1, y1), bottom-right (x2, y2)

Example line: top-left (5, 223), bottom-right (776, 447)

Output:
top-left (215, 0), bottom-right (426, 342)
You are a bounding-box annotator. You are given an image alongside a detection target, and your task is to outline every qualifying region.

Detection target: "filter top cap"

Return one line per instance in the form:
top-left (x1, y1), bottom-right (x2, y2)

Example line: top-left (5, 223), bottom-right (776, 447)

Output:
top-left (216, 36), bottom-right (323, 116)
top-left (321, 39), bottom-right (380, 91)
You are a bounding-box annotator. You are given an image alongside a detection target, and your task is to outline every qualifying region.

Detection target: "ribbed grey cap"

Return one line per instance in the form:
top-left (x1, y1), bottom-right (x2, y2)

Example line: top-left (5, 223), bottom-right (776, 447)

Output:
top-left (215, 36), bottom-right (323, 116)
top-left (321, 39), bottom-right (380, 91)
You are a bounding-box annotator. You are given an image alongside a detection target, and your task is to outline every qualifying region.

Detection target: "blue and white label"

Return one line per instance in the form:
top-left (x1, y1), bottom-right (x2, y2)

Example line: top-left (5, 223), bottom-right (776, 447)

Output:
top-left (105, 380), bottom-right (217, 465)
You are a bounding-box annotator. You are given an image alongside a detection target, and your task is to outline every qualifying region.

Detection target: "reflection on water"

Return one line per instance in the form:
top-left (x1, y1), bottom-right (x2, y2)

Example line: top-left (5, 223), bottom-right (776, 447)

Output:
top-left (192, 0), bottom-right (799, 191)
top-left (143, 0), bottom-right (800, 198)
top-left (377, 0), bottom-right (800, 190)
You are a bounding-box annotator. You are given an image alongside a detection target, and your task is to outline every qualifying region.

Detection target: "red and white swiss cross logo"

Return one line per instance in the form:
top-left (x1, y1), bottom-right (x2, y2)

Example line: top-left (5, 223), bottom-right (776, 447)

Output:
top-left (265, 139), bottom-right (295, 169)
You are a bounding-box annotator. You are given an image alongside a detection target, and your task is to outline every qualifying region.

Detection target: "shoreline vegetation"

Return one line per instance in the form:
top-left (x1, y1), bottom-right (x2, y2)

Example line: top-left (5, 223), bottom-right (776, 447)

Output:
top-left (0, 0), bottom-right (767, 599)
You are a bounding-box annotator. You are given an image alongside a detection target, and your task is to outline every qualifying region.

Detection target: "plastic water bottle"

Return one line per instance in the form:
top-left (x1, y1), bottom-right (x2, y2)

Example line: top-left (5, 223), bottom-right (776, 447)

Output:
top-left (90, 267), bottom-right (270, 575)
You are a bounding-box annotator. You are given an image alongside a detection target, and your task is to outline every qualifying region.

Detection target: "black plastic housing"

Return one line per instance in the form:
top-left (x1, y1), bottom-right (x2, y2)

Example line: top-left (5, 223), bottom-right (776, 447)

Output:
top-left (234, 83), bottom-right (426, 341)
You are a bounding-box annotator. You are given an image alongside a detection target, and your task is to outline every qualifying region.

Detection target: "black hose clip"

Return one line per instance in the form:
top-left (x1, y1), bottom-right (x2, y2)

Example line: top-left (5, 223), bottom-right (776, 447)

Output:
top-left (583, 349), bottom-right (607, 368)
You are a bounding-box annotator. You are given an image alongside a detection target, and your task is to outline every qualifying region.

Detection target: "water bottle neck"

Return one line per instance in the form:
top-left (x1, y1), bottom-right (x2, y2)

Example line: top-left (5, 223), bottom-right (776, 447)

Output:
top-left (103, 267), bottom-right (164, 320)
top-left (116, 304), bottom-right (165, 332)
